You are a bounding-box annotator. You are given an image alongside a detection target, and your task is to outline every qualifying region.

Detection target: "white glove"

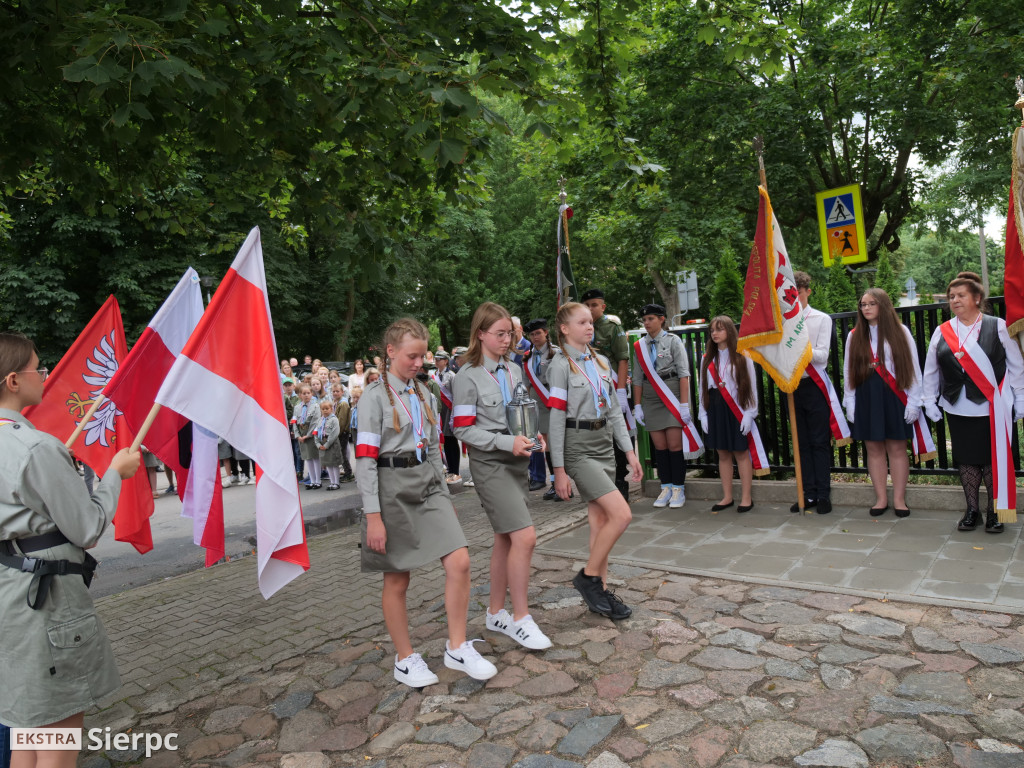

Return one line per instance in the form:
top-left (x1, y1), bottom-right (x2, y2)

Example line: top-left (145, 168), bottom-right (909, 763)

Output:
top-left (699, 413), bottom-right (709, 434)
top-left (679, 402), bottom-right (693, 425)
top-left (1015, 397), bottom-right (1024, 421)
top-left (633, 404), bottom-right (645, 426)
top-left (924, 402), bottom-right (943, 422)
top-left (904, 404), bottom-right (921, 425)
top-left (845, 402), bottom-right (855, 424)
top-left (616, 388), bottom-right (629, 413)
top-left (739, 413), bottom-right (754, 436)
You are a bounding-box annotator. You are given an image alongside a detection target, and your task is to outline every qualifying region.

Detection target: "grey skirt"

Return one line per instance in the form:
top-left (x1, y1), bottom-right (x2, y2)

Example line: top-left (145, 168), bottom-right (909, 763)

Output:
top-left (318, 438), bottom-right (344, 467)
top-left (564, 425), bottom-right (617, 502)
top-left (468, 448), bottom-right (533, 534)
top-left (361, 461), bottom-right (468, 573)
top-left (0, 541), bottom-right (120, 726)
top-left (298, 432), bottom-right (320, 461)
top-left (641, 384), bottom-right (684, 432)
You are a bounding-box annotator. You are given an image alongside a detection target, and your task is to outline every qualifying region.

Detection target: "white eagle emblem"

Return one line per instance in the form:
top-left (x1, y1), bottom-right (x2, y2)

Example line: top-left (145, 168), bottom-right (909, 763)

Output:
top-left (79, 331), bottom-right (123, 447)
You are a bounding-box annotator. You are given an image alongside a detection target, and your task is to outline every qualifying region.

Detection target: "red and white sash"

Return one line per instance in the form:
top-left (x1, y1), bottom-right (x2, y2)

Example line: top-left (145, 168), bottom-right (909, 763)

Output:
top-left (870, 348), bottom-right (937, 463)
top-left (806, 363), bottom-right (851, 445)
top-left (437, 378), bottom-right (453, 411)
top-left (940, 321), bottom-right (1016, 518)
top-left (609, 369), bottom-right (636, 431)
top-left (634, 339), bottom-right (703, 458)
top-left (523, 350), bottom-right (551, 408)
top-left (708, 359), bottom-right (770, 476)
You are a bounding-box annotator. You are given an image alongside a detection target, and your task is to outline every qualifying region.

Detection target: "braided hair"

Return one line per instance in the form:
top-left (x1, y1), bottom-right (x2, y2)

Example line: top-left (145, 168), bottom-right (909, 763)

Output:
top-left (381, 318), bottom-right (438, 432)
top-left (555, 302), bottom-right (610, 375)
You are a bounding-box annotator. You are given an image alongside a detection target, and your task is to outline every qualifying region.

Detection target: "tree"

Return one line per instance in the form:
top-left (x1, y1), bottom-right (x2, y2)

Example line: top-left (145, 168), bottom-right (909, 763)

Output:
top-left (873, 251), bottom-right (903, 306)
top-left (709, 248), bottom-right (745, 321)
top-left (818, 258), bottom-right (858, 315)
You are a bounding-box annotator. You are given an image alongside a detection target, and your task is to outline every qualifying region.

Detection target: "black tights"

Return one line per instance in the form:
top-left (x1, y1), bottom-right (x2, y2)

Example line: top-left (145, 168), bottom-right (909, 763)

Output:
top-left (959, 464), bottom-right (993, 513)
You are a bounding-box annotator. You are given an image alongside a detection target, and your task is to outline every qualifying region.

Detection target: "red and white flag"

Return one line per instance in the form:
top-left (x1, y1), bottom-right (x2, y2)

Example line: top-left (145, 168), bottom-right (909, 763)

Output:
top-left (156, 228), bottom-right (310, 597)
top-left (738, 187), bottom-right (812, 393)
top-left (23, 296), bottom-right (154, 551)
top-left (1005, 122), bottom-right (1024, 343)
top-left (103, 268), bottom-right (224, 562)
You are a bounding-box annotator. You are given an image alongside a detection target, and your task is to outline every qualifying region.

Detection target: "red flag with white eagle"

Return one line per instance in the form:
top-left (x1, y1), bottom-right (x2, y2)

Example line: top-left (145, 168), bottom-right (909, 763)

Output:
top-left (1005, 123), bottom-right (1024, 342)
top-left (737, 187), bottom-right (812, 393)
top-left (23, 296), bottom-right (154, 551)
top-left (156, 228), bottom-right (309, 597)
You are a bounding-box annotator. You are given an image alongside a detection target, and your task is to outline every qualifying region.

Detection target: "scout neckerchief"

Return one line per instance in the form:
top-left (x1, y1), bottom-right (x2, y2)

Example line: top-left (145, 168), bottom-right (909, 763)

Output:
top-left (316, 415), bottom-right (327, 443)
top-left (388, 382), bottom-right (426, 460)
top-left (939, 319), bottom-right (1016, 519)
top-left (523, 348), bottom-right (551, 408)
top-left (633, 337), bottom-right (704, 458)
top-left (806, 363), bottom-right (851, 445)
top-left (861, 326), bottom-right (938, 463)
top-left (485, 362), bottom-right (513, 404)
top-left (576, 349), bottom-right (606, 412)
top-left (707, 356), bottom-right (770, 476)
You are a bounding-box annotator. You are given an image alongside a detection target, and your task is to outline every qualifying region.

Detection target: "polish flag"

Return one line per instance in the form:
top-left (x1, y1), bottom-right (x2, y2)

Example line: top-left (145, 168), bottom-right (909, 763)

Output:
top-left (23, 296), bottom-right (154, 551)
top-left (156, 228), bottom-right (309, 597)
top-left (103, 268), bottom-right (224, 562)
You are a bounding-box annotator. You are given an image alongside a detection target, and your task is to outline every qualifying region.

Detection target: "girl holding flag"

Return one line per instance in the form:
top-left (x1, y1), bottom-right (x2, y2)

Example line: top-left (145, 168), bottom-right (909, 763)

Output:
top-left (453, 302), bottom-right (552, 651)
top-left (698, 316), bottom-right (767, 513)
top-left (355, 318), bottom-right (497, 688)
top-left (549, 303), bottom-right (642, 619)
top-left (631, 303), bottom-right (702, 509)
top-left (922, 272), bottom-right (1024, 533)
top-left (843, 288), bottom-right (931, 518)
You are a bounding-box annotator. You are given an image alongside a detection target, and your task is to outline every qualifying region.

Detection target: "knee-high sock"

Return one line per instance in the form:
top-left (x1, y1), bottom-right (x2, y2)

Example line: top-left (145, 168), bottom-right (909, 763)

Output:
top-left (306, 458), bottom-right (322, 483)
top-left (326, 466), bottom-right (340, 485)
top-left (655, 449), bottom-right (671, 486)
top-left (669, 450), bottom-right (687, 486)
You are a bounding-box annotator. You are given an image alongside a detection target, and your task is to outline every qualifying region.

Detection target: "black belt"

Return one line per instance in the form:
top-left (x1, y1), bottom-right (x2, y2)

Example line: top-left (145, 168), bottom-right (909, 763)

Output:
top-left (377, 454), bottom-right (423, 468)
top-left (566, 418), bottom-right (607, 430)
top-left (0, 531), bottom-right (97, 610)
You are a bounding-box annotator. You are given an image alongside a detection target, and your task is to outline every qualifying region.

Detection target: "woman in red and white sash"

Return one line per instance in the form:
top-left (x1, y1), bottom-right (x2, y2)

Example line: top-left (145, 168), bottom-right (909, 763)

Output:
top-left (922, 272), bottom-right (1024, 534)
top-left (843, 288), bottom-right (925, 518)
top-left (632, 303), bottom-right (697, 509)
top-left (698, 316), bottom-right (763, 513)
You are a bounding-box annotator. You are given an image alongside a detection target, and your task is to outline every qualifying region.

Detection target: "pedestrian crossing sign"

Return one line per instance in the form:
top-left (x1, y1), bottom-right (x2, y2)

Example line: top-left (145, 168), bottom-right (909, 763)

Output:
top-left (815, 184), bottom-right (868, 266)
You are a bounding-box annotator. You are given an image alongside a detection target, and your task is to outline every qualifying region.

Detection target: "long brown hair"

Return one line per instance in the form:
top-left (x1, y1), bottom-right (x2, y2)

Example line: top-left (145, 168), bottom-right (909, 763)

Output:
top-left (466, 302), bottom-right (512, 368)
top-left (381, 318), bottom-right (437, 432)
top-left (846, 288), bottom-right (916, 390)
top-left (700, 316), bottom-right (754, 410)
top-left (556, 302), bottom-right (609, 373)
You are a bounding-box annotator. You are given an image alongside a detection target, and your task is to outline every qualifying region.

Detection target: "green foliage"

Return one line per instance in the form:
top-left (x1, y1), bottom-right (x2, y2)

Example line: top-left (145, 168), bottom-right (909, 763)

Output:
top-left (818, 259), bottom-right (859, 315)
top-left (873, 251), bottom-right (903, 306)
top-left (709, 248), bottom-right (745, 321)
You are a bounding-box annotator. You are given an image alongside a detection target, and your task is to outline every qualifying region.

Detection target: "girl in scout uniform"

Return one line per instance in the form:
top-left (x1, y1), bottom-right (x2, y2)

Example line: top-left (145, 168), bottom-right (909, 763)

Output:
top-left (0, 333), bottom-right (140, 765)
top-left (316, 400), bottom-right (344, 490)
top-left (292, 383), bottom-right (322, 489)
top-left (698, 316), bottom-right (762, 513)
top-left (631, 303), bottom-right (696, 510)
top-left (523, 318), bottom-right (560, 501)
top-left (452, 302), bottom-right (552, 651)
top-left (843, 289), bottom-right (926, 518)
top-left (330, 383), bottom-right (354, 482)
top-left (355, 319), bottom-right (497, 689)
top-left (548, 304), bottom-right (642, 620)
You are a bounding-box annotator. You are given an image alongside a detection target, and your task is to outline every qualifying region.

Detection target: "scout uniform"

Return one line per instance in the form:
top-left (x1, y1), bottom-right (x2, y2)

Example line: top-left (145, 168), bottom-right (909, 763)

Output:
top-left (355, 379), bottom-right (467, 572)
top-left (452, 356), bottom-right (532, 533)
top-left (316, 411), bottom-right (344, 483)
top-left (293, 397), bottom-right (320, 462)
top-left (547, 346), bottom-right (632, 501)
top-left (523, 341), bottom-right (555, 434)
top-left (633, 328), bottom-right (690, 431)
top-left (0, 408), bottom-right (122, 727)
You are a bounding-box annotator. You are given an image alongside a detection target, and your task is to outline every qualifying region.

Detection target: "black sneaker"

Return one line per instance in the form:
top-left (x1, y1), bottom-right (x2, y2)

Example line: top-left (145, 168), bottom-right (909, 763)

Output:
top-left (604, 589), bottom-right (632, 620)
top-left (543, 485), bottom-right (559, 501)
top-left (572, 569), bottom-right (612, 616)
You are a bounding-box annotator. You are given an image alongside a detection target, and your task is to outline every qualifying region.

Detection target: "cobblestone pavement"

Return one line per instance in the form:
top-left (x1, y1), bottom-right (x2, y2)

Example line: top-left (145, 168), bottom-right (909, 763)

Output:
top-left (85, 488), bottom-right (1024, 768)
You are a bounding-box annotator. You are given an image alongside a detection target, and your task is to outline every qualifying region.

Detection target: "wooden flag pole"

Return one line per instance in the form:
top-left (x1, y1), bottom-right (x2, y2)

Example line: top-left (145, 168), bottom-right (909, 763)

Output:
top-left (130, 402), bottom-right (163, 453)
top-left (754, 136), bottom-right (807, 513)
top-left (64, 395), bottom-right (106, 450)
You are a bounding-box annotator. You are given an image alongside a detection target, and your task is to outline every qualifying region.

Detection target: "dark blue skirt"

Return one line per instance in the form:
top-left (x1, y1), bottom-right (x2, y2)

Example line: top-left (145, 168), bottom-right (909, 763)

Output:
top-left (705, 388), bottom-right (748, 452)
top-left (851, 371), bottom-right (912, 442)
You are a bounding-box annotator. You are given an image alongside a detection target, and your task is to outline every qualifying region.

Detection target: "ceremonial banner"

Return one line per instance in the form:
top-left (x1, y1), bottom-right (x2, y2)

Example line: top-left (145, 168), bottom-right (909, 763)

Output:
top-left (738, 187), bottom-right (813, 393)
top-left (1005, 123), bottom-right (1024, 340)
top-left (23, 296), bottom-right (153, 552)
top-left (156, 228), bottom-right (309, 598)
top-left (556, 202), bottom-right (577, 308)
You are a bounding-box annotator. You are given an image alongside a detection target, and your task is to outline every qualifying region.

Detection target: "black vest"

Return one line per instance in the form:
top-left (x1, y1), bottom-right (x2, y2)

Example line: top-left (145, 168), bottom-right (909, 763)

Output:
top-left (935, 315), bottom-right (1006, 405)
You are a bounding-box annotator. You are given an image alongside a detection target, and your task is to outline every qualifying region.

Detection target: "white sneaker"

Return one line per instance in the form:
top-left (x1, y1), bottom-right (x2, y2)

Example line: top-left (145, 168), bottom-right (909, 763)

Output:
top-left (240, 475), bottom-right (251, 485)
top-left (653, 486), bottom-right (671, 508)
top-left (444, 639), bottom-right (497, 680)
top-left (229, 474), bottom-right (240, 485)
top-left (486, 608), bottom-right (513, 635)
top-left (393, 652), bottom-right (439, 688)
top-left (669, 486), bottom-right (686, 508)
top-left (463, 479), bottom-right (475, 487)
top-left (489, 611), bottom-right (552, 650)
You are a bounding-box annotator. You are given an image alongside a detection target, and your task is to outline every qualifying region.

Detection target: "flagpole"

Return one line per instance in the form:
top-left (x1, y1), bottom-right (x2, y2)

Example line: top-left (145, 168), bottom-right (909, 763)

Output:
top-left (754, 136), bottom-right (808, 514)
top-left (130, 402), bottom-right (163, 453)
top-left (64, 395), bottom-right (106, 450)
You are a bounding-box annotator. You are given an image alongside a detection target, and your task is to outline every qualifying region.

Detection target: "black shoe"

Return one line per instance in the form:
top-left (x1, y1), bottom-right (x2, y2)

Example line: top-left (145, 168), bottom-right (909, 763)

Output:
top-left (529, 479), bottom-right (547, 491)
top-left (543, 485), bottom-right (557, 501)
top-left (604, 589), bottom-right (632, 620)
top-left (711, 501), bottom-right (734, 511)
top-left (790, 499), bottom-right (817, 513)
top-left (869, 505), bottom-right (888, 516)
top-left (816, 498), bottom-right (832, 515)
top-left (894, 507), bottom-right (910, 518)
top-left (572, 569), bottom-right (613, 616)
top-left (985, 511), bottom-right (1005, 534)
top-left (958, 510), bottom-right (980, 531)
top-left (737, 503), bottom-right (754, 513)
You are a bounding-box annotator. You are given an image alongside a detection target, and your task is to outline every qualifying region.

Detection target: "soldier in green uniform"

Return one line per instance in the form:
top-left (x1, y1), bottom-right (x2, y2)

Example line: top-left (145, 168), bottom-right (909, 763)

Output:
top-left (581, 289), bottom-right (632, 500)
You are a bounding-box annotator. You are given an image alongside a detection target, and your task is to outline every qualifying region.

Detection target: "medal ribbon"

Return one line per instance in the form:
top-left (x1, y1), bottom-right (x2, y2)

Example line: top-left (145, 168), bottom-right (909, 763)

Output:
top-left (579, 353), bottom-right (604, 413)
top-left (388, 383), bottom-right (425, 460)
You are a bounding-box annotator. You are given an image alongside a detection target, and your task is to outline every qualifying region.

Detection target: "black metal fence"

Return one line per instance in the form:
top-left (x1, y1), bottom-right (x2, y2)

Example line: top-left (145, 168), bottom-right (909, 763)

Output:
top-left (643, 296), bottom-right (1023, 478)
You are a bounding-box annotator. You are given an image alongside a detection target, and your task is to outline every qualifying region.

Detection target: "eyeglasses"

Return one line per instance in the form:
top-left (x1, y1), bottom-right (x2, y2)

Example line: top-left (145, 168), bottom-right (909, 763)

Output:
top-left (859, 302), bottom-right (878, 309)
top-left (486, 330), bottom-right (514, 340)
top-left (10, 367), bottom-right (48, 380)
